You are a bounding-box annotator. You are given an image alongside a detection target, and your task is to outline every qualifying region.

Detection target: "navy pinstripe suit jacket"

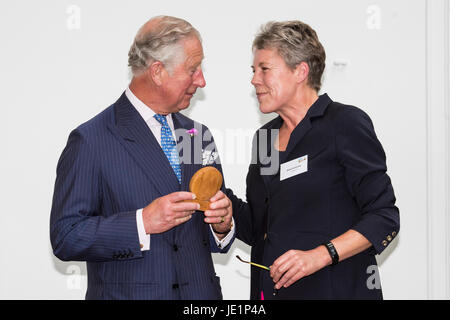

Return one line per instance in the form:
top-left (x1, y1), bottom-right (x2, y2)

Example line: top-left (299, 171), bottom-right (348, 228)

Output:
top-left (50, 92), bottom-right (233, 299)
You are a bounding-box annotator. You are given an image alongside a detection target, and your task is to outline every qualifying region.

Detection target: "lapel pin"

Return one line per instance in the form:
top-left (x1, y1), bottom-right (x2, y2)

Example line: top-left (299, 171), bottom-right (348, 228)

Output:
top-left (186, 128), bottom-right (198, 137)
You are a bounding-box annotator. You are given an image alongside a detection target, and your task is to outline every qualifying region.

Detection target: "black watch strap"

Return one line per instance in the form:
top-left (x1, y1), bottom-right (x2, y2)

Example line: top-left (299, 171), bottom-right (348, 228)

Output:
top-left (323, 241), bottom-right (339, 266)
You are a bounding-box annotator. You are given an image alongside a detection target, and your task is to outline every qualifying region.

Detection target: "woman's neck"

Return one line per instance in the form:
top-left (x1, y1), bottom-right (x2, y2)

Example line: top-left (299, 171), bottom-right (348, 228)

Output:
top-left (278, 87), bottom-right (319, 131)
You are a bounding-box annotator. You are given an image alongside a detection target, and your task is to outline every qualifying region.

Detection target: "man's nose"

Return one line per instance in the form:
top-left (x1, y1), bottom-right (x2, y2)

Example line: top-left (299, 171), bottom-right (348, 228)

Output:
top-left (194, 69), bottom-right (206, 88)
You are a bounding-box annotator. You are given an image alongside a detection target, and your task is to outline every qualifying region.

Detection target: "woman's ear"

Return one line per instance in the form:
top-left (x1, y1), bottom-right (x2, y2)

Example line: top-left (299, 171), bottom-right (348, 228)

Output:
top-left (294, 61), bottom-right (309, 84)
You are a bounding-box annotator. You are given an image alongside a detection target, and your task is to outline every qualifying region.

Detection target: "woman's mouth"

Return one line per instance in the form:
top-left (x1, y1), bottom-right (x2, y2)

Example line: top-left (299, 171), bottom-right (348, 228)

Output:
top-left (256, 92), bottom-right (268, 98)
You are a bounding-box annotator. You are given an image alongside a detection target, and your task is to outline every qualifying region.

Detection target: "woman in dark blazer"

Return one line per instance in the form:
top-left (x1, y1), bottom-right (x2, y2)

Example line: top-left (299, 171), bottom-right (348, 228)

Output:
top-left (228, 20), bottom-right (399, 299)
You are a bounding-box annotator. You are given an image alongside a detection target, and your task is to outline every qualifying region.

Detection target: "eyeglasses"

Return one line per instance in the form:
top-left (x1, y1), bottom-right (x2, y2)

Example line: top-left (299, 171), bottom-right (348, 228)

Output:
top-left (235, 255), bottom-right (279, 296)
top-left (236, 255), bottom-right (270, 271)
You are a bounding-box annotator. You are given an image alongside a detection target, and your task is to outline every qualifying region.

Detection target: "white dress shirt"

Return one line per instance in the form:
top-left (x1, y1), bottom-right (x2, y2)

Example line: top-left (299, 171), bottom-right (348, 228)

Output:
top-left (125, 87), bottom-right (235, 251)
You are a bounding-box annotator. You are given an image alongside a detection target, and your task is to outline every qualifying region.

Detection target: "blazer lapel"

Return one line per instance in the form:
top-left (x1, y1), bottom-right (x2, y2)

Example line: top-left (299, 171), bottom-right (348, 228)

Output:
top-left (172, 112), bottom-right (199, 192)
top-left (283, 93), bottom-right (332, 161)
top-left (258, 94), bottom-right (333, 189)
top-left (258, 116), bottom-right (282, 189)
top-left (107, 93), bottom-right (180, 197)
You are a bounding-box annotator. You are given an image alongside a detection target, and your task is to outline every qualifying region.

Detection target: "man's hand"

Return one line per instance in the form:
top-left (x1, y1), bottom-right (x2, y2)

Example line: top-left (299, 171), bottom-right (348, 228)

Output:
top-left (142, 192), bottom-right (200, 234)
top-left (204, 190), bottom-right (233, 237)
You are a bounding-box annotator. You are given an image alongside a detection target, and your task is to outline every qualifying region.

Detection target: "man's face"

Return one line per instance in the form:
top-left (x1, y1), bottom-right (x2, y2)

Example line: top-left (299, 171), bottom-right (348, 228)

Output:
top-left (161, 36), bottom-right (206, 113)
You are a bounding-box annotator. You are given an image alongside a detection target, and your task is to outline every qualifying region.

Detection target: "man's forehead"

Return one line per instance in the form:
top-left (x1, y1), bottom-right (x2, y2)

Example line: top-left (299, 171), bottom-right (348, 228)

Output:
top-left (182, 37), bottom-right (204, 64)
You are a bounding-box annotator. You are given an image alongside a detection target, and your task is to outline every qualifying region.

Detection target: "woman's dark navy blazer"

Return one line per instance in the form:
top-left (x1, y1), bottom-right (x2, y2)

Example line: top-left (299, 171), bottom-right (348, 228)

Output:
top-left (229, 93), bottom-right (400, 299)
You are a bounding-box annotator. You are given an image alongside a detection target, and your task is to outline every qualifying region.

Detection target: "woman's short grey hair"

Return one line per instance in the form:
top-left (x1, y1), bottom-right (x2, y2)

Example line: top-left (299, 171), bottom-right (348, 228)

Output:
top-left (128, 16), bottom-right (201, 76)
top-left (253, 20), bottom-right (326, 92)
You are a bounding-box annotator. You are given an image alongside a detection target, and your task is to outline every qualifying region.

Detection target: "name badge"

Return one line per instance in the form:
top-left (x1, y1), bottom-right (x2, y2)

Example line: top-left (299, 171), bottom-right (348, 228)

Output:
top-left (280, 155), bottom-right (308, 181)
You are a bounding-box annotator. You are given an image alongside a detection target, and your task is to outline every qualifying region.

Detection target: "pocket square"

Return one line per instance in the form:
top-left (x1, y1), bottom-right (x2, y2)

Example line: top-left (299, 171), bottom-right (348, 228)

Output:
top-left (202, 149), bottom-right (219, 165)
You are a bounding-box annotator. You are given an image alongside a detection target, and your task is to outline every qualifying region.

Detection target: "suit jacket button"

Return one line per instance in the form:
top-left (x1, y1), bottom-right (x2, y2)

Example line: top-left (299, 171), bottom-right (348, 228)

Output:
top-left (392, 231), bottom-right (397, 237)
top-left (172, 283), bottom-right (179, 289)
top-left (382, 240), bottom-right (388, 247)
top-left (387, 235), bottom-right (392, 241)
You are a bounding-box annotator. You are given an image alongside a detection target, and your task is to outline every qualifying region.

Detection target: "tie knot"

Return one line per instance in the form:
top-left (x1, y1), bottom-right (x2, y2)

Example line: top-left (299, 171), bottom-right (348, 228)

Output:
top-left (154, 114), bottom-right (169, 126)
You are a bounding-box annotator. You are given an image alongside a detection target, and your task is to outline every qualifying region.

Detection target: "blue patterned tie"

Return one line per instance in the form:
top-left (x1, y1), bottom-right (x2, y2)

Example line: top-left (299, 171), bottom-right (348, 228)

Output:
top-left (154, 114), bottom-right (181, 184)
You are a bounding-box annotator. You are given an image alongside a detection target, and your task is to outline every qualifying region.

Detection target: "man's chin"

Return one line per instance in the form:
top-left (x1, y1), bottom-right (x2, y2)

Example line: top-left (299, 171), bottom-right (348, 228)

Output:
top-left (175, 102), bottom-right (191, 113)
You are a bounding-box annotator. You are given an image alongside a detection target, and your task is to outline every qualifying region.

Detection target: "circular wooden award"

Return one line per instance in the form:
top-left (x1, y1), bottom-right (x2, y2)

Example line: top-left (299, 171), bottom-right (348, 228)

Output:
top-left (188, 166), bottom-right (223, 211)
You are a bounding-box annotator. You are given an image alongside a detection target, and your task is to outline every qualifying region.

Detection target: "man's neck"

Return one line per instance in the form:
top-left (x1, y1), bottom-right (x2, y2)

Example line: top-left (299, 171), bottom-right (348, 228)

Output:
top-left (129, 77), bottom-right (169, 115)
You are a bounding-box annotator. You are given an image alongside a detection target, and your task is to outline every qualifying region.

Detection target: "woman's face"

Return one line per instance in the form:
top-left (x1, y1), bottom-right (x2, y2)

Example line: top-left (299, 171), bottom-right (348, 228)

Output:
top-left (251, 48), bottom-right (298, 114)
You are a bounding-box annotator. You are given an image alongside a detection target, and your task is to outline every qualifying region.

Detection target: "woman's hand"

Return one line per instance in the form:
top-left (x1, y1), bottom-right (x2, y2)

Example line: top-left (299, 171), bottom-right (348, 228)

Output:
top-left (270, 230), bottom-right (373, 289)
top-left (270, 246), bottom-right (331, 290)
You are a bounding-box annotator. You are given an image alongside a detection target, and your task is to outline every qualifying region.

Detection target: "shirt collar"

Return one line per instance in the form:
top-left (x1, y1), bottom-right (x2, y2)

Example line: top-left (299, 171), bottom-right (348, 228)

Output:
top-left (125, 87), bottom-right (173, 124)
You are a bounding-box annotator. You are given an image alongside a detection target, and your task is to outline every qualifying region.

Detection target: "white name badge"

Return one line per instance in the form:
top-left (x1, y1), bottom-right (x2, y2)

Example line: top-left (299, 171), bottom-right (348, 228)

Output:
top-left (280, 155), bottom-right (308, 181)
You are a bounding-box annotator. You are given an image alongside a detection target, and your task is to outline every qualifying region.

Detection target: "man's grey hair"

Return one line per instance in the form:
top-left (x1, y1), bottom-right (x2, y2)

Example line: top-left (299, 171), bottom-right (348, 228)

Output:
top-left (253, 20), bottom-right (326, 92)
top-left (128, 16), bottom-right (201, 76)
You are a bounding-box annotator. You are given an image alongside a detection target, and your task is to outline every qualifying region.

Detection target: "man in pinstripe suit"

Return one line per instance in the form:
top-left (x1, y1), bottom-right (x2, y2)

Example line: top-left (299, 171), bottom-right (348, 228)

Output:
top-left (50, 16), bottom-right (235, 300)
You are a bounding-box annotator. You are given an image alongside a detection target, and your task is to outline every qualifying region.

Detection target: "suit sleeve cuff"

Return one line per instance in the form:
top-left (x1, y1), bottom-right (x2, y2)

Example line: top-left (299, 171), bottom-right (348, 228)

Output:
top-left (210, 217), bottom-right (235, 249)
top-left (136, 209), bottom-right (150, 251)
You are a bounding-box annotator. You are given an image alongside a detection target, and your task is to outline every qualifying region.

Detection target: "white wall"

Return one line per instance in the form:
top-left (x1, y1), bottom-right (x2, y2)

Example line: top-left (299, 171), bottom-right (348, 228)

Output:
top-left (0, 0), bottom-right (448, 299)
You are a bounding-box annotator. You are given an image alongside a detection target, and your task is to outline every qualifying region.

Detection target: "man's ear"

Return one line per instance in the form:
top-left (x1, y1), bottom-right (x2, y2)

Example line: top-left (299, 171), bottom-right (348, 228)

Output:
top-left (147, 61), bottom-right (165, 86)
top-left (294, 61), bottom-right (309, 84)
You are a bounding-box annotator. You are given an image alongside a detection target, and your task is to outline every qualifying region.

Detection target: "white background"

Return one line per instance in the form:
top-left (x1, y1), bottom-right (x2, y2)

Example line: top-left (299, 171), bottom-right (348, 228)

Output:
top-left (0, 0), bottom-right (449, 299)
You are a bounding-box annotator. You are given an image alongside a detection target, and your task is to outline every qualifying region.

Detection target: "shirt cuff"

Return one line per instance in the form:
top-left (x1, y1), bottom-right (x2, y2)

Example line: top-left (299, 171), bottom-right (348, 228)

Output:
top-left (136, 209), bottom-right (150, 251)
top-left (210, 217), bottom-right (235, 249)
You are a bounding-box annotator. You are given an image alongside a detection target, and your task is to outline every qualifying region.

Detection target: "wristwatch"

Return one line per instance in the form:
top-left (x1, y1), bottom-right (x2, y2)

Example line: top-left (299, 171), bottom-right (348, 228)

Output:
top-left (323, 241), bottom-right (339, 265)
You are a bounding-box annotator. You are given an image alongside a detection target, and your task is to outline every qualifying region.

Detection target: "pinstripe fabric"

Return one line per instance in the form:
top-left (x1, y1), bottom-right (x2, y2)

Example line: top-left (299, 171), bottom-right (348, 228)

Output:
top-left (50, 92), bottom-right (233, 300)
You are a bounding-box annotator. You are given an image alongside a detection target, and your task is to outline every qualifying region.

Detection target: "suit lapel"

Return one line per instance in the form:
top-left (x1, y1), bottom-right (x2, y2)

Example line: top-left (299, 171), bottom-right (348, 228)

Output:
top-left (107, 93), bottom-right (180, 197)
top-left (172, 112), bottom-right (199, 192)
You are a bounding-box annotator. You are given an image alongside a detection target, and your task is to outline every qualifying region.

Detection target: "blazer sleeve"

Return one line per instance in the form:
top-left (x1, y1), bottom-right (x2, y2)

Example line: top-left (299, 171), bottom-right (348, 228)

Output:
top-left (50, 129), bottom-right (143, 262)
top-left (335, 107), bottom-right (400, 255)
top-left (202, 124), bottom-right (235, 253)
top-left (225, 187), bottom-right (254, 246)
top-left (225, 131), bottom-right (258, 247)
